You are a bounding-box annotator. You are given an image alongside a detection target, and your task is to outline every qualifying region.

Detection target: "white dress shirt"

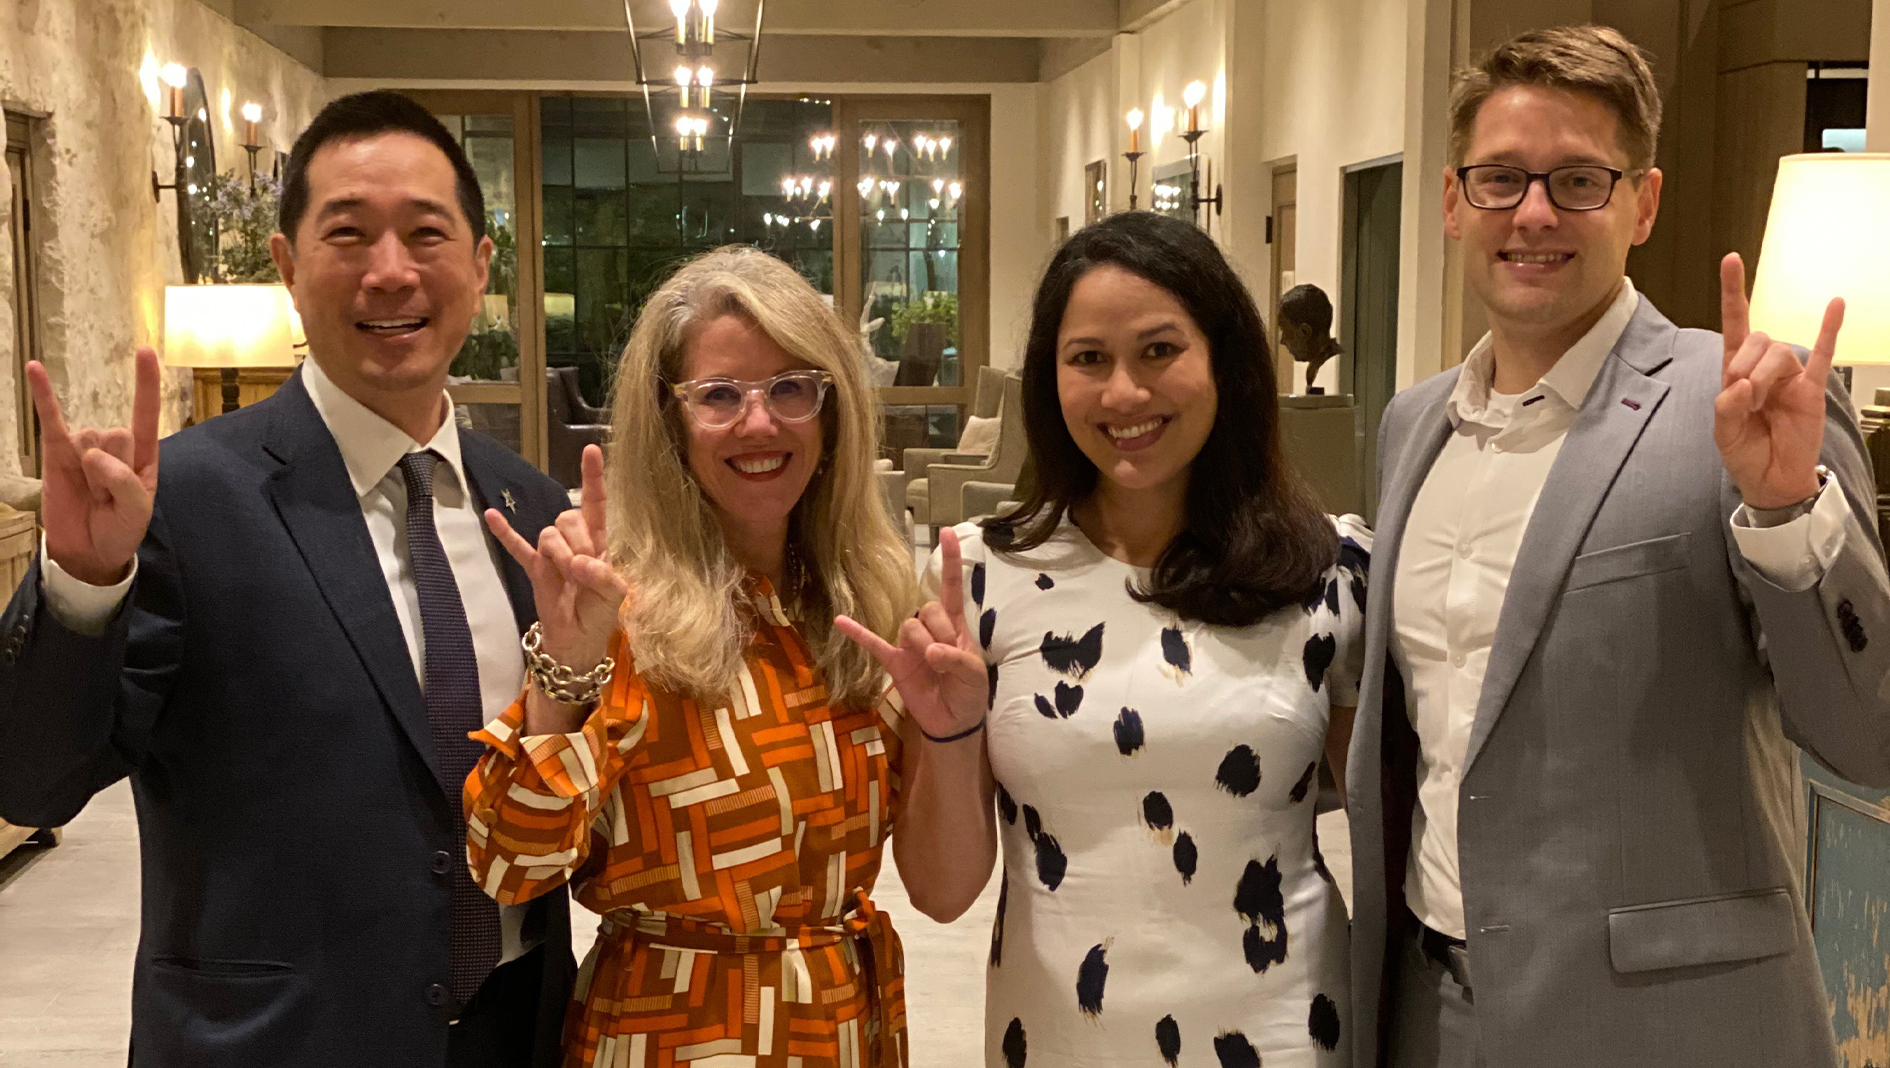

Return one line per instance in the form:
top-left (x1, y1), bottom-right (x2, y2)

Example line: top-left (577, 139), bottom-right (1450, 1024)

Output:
top-left (1391, 278), bottom-right (1850, 939)
top-left (41, 358), bottom-right (536, 961)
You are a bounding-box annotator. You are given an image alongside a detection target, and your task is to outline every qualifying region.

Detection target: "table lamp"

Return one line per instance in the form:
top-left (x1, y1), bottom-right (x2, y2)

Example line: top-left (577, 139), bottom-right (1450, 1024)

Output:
top-left (1747, 153), bottom-right (1890, 539)
top-left (163, 284), bottom-right (302, 416)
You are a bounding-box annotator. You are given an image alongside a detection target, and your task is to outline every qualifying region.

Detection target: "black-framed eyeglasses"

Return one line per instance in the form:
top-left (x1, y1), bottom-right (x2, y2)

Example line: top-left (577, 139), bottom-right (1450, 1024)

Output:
top-left (1456, 164), bottom-right (1633, 212)
top-left (669, 370), bottom-right (835, 429)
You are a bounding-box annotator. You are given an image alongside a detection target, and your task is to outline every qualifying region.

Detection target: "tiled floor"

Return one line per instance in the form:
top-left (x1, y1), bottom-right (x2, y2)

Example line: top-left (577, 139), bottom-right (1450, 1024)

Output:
top-left (0, 780), bottom-right (1351, 1066)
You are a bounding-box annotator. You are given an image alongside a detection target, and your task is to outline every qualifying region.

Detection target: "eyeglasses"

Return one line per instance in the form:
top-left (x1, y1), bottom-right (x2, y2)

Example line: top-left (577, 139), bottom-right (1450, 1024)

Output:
top-left (1456, 164), bottom-right (1633, 212)
top-left (669, 370), bottom-right (835, 429)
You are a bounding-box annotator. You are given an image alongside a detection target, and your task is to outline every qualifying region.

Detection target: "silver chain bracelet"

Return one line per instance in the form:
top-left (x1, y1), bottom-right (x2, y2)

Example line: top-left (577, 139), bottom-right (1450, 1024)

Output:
top-left (521, 622), bottom-right (616, 705)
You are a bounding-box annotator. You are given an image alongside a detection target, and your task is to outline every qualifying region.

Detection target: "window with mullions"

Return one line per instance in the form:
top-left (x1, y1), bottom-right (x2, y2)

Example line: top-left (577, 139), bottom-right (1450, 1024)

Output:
top-left (540, 96), bottom-right (836, 409)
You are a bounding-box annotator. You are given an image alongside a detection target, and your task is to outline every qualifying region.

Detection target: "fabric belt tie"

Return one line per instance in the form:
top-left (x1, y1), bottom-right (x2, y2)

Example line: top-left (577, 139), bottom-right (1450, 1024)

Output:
top-left (399, 450), bottom-right (503, 1005)
top-left (595, 890), bottom-right (904, 1064)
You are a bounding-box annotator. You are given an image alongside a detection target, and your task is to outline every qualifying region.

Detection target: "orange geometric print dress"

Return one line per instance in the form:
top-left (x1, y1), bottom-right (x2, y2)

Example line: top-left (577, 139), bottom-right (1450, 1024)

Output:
top-left (465, 578), bottom-right (909, 1068)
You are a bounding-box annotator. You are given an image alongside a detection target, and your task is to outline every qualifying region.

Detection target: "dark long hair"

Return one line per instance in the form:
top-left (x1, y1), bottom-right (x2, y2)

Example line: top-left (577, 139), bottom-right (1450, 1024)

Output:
top-left (986, 211), bottom-right (1336, 627)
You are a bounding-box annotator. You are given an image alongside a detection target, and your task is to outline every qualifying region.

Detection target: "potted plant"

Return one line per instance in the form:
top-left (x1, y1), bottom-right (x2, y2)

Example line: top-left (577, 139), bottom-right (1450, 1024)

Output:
top-left (889, 291), bottom-right (958, 386)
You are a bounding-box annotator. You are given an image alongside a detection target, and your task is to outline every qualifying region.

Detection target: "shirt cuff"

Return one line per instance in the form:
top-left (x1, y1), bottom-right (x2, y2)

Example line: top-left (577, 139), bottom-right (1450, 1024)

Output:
top-left (1729, 479), bottom-right (1850, 593)
top-left (38, 534), bottom-right (135, 637)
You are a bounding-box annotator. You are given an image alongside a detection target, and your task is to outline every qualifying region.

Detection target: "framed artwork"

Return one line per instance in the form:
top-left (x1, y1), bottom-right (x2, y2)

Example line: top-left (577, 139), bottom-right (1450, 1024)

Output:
top-left (1084, 160), bottom-right (1106, 224)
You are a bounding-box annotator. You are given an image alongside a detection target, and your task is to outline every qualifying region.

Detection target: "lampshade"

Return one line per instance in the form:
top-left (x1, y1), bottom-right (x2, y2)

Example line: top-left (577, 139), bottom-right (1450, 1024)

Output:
top-left (163, 284), bottom-right (302, 368)
top-left (1748, 153), bottom-right (1890, 363)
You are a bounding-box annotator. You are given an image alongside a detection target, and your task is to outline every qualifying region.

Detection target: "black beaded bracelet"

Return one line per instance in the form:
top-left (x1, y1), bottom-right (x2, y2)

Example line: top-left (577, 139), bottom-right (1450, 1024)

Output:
top-left (919, 717), bottom-right (987, 744)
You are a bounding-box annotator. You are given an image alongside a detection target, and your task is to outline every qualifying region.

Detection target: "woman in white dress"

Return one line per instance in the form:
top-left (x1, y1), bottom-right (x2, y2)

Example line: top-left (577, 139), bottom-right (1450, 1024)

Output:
top-left (840, 211), bottom-right (1366, 1068)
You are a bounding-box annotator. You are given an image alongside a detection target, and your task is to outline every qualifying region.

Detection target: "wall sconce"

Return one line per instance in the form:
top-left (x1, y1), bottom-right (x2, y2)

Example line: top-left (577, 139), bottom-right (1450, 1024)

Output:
top-left (151, 63), bottom-right (189, 203)
top-left (1124, 108), bottom-right (1146, 210)
top-left (1179, 80), bottom-right (1223, 227)
top-left (239, 101), bottom-right (265, 185)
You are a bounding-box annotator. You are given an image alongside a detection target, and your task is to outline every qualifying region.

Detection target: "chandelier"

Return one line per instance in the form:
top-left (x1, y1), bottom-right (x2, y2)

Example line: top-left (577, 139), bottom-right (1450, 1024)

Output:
top-left (624, 0), bottom-right (766, 158)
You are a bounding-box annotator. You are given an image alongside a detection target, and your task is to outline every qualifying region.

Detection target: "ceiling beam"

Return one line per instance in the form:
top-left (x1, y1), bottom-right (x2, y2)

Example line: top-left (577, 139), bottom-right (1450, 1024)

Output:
top-left (321, 28), bottom-right (1043, 82)
top-left (241, 0), bottom-right (1119, 36)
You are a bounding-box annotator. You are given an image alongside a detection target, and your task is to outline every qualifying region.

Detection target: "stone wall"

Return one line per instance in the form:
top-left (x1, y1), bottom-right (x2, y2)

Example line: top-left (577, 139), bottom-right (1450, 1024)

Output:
top-left (0, 0), bottom-right (326, 474)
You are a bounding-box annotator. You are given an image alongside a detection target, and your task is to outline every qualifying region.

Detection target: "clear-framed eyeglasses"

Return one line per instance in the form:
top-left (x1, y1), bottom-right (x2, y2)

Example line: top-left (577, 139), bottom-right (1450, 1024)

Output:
top-left (669, 369), bottom-right (835, 429)
top-left (1456, 164), bottom-right (1634, 212)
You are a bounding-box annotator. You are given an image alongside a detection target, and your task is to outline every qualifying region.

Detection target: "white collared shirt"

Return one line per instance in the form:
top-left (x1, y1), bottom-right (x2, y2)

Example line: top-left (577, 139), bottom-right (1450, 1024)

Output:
top-left (1391, 278), bottom-right (1848, 939)
top-left (42, 358), bottom-right (535, 962)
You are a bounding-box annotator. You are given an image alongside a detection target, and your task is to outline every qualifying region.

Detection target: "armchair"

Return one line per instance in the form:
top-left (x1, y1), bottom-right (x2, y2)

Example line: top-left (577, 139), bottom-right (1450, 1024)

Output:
top-left (908, 371), bottom-right (1026, 535)
top-left (547, 365), bottom-right (608, 489)
top-left (878, 364), bottom-right (1007, 523)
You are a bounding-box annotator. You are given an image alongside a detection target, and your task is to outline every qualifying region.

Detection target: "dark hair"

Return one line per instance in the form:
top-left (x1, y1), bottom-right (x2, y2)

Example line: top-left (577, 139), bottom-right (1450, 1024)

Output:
top-left (1450, 25), bottom-right (1662, 171)
top-left (277, 90), bottom-right (487, 244)
top-left (987, 212), bottom-right (1336, 627)
top-left (1279, 283), bottom-right (1334, 337)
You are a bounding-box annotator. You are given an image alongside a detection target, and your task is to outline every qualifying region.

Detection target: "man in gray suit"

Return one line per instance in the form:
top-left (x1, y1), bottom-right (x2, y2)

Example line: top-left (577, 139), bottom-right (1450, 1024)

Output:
top-left (1348, 25), bottom-right (1890, 1068)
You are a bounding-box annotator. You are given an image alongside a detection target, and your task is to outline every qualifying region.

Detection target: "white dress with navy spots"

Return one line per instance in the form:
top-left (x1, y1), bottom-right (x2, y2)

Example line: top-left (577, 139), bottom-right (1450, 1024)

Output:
top-left (929, 516), bottom-right (1368, 1068)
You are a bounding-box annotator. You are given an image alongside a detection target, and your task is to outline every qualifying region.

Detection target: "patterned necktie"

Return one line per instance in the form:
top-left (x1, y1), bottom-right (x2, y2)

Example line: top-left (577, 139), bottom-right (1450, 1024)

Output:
top-left (397, 450), bottom-right (503, 1005)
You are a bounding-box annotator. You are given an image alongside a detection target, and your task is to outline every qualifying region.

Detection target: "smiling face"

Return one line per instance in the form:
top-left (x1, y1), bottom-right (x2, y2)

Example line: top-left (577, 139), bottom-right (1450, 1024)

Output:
top-left (1055, 265), bottom-right (1217, 502)
top-left (269, 131), bottom-right (491, 424)
top-left (1444, 84), bottom-right (1661, 347)
top-left (677, 314), bottom-right (825, 553)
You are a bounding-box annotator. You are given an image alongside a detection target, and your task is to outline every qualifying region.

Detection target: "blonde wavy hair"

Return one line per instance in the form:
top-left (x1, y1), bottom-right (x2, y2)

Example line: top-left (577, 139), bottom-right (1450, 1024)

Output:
top-left (604, 246), bottom-right (918, 705)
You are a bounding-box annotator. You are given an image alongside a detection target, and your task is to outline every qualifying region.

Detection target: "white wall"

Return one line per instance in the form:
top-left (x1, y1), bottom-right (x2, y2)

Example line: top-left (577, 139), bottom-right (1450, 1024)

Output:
top-left (1037, 49), bottom-right (1116, 241)
top-left (1254, 0), bottom-right (1409, 311)
top-left (0, 0), bottom-right (327, 469)
top-left (1032, 0), bottom-right (1409, 380)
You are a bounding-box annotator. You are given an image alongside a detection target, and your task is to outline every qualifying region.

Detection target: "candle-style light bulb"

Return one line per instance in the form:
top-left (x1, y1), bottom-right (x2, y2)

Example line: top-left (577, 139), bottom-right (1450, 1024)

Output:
top-left (1127, 107), bottom-right (1144, 154)
top-left (939, 136), bottom-right (952, 156)
top-left (818, 180), bottom-right (831, 200)
top-left (160, 63), bottom-right (187, 119)
top-left (858, 177), bottom-right (873, 196)
top-left (948, 181), bottom-right (962, 200)
top-left (671, 0), bottom-right (691, 43)
top-left (240, 101), bottom-right (262, 123)
top-left (863, 133), bottom-right (877, 154)
top-left (932, 178), bottom-right (944, 193)
top-left (1183, 81), bottom-right (1206, 133)
top-left (783, 177), bottom-right (797, 196)
top-left (701, 0), bottom-right (718, 45)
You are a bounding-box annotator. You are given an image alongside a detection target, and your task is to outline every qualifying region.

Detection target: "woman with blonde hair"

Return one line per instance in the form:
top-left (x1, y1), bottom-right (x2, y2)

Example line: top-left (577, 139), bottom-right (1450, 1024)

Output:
top-left (467, 245), bottom-right (919, 1066)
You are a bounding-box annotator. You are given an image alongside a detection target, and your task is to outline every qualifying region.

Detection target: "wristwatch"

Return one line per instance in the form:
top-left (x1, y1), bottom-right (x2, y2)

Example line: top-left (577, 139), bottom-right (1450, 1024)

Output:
top-left (1751, 464), bottom-right (1830, 525)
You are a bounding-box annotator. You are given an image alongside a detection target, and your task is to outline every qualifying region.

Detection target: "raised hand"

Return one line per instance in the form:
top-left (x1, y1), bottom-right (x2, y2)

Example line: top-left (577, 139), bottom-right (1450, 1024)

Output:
top-left (1715, 253), bottom-right (1843, 511)
top-left (836, 527), bottom-right (988, 742)
top-left (30, 349), bottom-right (161, 586)
top-left (484, 444), bottom-right (628, 676)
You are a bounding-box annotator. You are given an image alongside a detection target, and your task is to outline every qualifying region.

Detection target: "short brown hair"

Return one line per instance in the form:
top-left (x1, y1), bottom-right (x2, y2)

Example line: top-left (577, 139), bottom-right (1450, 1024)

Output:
top-left (1449, 25), bottom-right (1662, 172)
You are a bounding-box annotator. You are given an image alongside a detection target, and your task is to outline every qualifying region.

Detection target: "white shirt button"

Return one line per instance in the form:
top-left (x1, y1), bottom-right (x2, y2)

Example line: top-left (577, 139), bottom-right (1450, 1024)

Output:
top-left (1453, 653), bottom-right (1467, 669)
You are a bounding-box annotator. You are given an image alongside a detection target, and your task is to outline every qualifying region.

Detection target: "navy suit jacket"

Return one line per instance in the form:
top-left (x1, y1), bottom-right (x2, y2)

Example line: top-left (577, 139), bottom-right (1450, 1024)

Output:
top-left (0, 369), bottom-right (577, 1067)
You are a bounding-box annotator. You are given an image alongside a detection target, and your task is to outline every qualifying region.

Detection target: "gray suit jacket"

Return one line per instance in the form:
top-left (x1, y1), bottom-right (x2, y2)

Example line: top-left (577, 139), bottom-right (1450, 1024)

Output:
top-left (1347, 296), bottom-right (1890, 1068)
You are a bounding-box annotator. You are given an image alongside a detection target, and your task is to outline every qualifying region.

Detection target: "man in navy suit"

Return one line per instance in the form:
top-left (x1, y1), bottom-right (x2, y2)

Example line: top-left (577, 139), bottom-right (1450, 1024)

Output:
top-left (0, 91), bottom-right (575, 1066)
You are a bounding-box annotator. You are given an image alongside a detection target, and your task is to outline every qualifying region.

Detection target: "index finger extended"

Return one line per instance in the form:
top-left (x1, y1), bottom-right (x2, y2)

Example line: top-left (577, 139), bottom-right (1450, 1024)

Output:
top-left (1720, 253), bottom-right (1750, 365)
top-left (938, 526), bottom-right (968, 632)
top-left (24, 361), bottom-right (71, 445)
top-left (579, 444), bottom-right (607, 544)
top-left (131, 347), bottom-right (161, 471)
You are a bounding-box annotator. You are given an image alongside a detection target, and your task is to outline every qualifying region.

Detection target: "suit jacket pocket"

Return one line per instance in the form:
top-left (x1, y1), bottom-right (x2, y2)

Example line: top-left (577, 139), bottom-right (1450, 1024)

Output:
top-left (1606, 886), bottom-right (1798, 974)
top-left (1565, 532), bottom-right (1691, 593)
top-left (138, 956), bottom-right (307, 1066)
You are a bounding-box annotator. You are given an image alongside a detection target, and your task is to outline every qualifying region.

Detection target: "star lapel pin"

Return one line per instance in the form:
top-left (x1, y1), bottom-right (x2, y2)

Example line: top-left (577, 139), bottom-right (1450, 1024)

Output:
top-left (502, 489), bottom-right (518, 514)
